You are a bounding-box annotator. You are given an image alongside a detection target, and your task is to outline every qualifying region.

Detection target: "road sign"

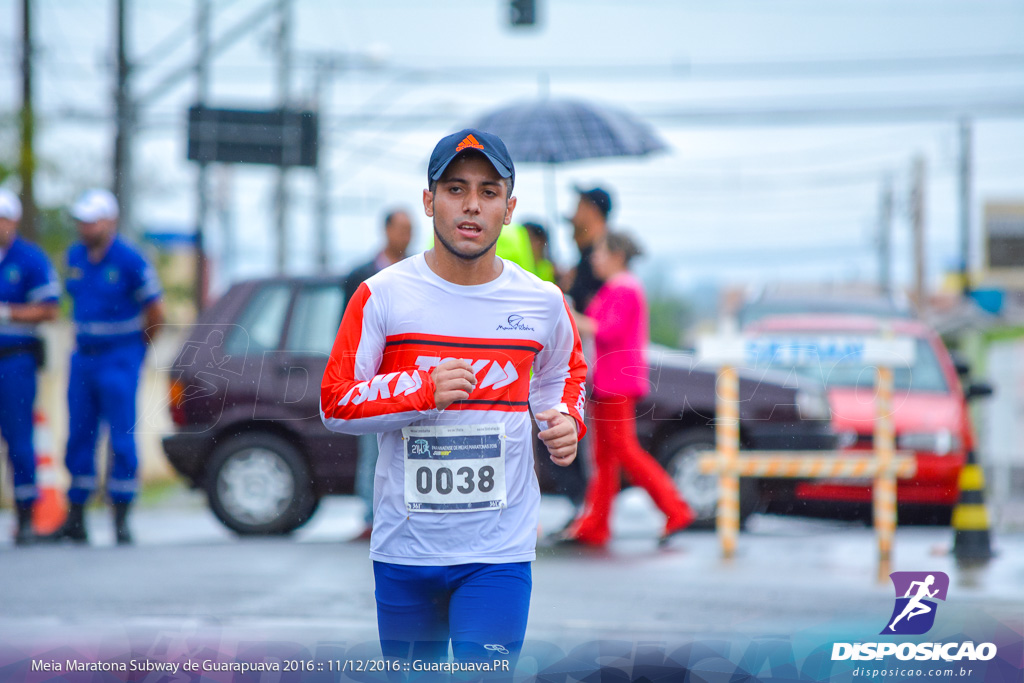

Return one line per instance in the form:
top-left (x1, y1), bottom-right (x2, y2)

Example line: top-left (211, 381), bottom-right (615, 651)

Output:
top-left (187, 106), bottom-right (318, 168)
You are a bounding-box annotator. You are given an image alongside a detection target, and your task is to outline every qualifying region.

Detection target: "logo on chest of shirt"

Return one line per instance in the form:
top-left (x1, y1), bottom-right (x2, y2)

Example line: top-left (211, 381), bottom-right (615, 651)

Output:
top-left (496, 314), bottom-right (535, 332)
top-left (4, 266), bottom-right (20, 284)
top-left (104, 267), bottom-right (120, 284)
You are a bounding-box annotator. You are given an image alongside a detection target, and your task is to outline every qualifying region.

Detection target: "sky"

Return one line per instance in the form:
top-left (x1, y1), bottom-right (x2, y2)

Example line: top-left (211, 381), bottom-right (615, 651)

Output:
top-left (1, 0), bottom-right (1023, 299)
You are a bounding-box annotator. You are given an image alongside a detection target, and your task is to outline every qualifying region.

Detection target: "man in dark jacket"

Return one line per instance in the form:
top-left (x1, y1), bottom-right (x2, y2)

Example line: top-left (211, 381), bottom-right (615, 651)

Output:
top-left (564, 186), bottom-right (612, 313)
top-left (343, 208), bottom-right (414, 539)
top-left (344, 209), bottom-right (413, 302)
top-left (549, 186), bottom-right (613, 510)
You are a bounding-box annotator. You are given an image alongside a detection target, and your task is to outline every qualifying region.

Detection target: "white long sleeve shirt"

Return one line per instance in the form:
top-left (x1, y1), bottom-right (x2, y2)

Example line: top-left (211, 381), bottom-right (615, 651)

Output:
top-left (321, 254), bottom-right (587, 565)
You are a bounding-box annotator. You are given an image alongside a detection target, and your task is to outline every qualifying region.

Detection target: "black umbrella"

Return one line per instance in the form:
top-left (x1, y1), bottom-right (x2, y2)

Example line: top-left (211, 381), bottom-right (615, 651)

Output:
top-left (471, 97), bottom-right (668, 164)
top-left (469, 98), bottom-right (668, 264)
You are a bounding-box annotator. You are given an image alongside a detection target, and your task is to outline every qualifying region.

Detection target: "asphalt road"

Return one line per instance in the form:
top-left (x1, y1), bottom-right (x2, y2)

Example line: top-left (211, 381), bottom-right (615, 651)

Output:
top-left (1, 490), bottom-right (1022, 680)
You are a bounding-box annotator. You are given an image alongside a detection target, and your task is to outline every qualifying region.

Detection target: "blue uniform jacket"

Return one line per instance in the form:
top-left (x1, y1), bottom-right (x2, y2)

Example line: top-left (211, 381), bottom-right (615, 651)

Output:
top-left (0, 237), bottom-right (61, 349)
top-left (65, 236), bottom-right (162, 352)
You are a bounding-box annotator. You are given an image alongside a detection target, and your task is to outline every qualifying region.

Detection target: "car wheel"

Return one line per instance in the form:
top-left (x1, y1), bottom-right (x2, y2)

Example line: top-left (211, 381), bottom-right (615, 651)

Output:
top-left (657, 428), bottom-right (761, 530)
top-left (205, 432), bottom-right (319, 535)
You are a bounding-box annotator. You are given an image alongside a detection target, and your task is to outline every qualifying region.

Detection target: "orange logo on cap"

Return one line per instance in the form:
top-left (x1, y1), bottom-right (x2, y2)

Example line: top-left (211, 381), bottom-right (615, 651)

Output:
top-left (456, 134), bottom-right (484, 153)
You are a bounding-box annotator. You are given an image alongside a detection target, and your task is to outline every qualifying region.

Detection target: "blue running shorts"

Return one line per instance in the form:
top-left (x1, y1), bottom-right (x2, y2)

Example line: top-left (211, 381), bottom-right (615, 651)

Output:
top-left (373, 561), bottom-right (531, 666)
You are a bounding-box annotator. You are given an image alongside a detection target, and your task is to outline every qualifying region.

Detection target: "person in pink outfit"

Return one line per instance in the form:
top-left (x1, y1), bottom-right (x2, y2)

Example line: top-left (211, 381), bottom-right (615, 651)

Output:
top-left (563, 231), bottom-right (694, 547)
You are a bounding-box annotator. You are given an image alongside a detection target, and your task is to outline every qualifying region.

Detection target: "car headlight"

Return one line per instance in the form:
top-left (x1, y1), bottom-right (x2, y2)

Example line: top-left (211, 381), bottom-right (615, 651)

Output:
top-left (836, 430), bottom-right (859, 449)
top-left (897, 430), bottom-right (962, 456)
top-left (796, 389), bottom-right (831, 420)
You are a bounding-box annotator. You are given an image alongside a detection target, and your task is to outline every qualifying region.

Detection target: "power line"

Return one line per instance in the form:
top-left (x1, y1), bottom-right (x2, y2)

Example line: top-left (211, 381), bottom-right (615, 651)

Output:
top-left (666, 52), bottom-right (1024, 80)
top-left (314, 52), bottom-right (1024, 82)
top-left (133, 0), bottom-right (247, 69)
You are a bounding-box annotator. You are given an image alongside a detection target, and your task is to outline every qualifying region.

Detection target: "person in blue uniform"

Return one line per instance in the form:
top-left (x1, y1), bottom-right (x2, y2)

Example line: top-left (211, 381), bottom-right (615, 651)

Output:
top-left (0, 188), bottom-right (60, 545)
top-left (47, 189), bottom-right (164, 545)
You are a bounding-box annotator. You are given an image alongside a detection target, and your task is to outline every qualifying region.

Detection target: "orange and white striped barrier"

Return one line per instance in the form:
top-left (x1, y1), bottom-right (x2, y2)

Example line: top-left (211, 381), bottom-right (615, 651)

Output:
top-left (715, 365), bottom-right (741, 558)
top-left (698, 452), bottom-right (916, 479)
top-left (33, 411), bottom-right (67, 534)
top-left (873, 365), bottom-right (898, 580)
top-left (697, 332), bottom-right (916, 580)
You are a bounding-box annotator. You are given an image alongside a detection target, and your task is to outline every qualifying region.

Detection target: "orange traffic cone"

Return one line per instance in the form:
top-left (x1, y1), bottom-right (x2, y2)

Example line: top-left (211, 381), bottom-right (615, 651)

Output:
top-left (32, 411), bottom-right (67, 535)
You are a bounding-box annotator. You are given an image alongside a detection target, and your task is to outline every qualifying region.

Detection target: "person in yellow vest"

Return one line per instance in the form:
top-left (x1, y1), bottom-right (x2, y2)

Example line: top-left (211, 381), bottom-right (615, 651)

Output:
top-left (522, 221), bottom-right (558, 284)
top-left (494, 222), bottom-right (536, 274)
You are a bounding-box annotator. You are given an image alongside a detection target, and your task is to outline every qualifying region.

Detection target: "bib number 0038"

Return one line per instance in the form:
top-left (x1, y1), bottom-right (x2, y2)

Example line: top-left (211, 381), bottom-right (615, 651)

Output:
top-left (402, 424), bottom-right (507, 512)
top-left (414, 464), bottom-right (496, 497)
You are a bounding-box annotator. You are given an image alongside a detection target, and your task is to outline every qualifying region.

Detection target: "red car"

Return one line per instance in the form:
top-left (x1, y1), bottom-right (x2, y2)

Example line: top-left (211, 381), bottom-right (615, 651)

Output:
top-left (745, 314), bottom-right (992, 523)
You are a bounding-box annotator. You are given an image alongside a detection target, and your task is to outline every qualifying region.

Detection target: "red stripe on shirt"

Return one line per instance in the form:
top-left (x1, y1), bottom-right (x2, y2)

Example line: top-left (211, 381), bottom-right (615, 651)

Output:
top-left (379, 334), bottom-right (537, 410)
top-left (321, 283), bottom-right (437, 420)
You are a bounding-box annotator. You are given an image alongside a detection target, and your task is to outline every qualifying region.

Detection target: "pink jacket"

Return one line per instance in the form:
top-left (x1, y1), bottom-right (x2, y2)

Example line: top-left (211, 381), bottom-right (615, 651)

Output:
top-left (585, 271), bottom-right (649, 399)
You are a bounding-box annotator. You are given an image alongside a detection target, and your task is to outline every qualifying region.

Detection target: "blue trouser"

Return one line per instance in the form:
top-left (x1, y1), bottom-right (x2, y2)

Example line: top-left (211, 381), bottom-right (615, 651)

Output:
top-left (373, 561), bottom-right (531, 668)
top-left (66, 343), bottom-right (146, 505)
top-left (0, 350), bottom-right (38, 504)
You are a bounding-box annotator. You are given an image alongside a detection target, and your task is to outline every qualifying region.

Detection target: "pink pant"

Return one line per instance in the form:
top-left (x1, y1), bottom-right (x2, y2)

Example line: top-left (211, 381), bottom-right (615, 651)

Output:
top-left (570, 395), bottom-right (694, 545)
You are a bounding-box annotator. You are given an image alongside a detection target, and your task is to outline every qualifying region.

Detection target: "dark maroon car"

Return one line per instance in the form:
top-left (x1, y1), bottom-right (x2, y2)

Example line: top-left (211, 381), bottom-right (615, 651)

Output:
top-left (163, 277), bottom-right (836, 535)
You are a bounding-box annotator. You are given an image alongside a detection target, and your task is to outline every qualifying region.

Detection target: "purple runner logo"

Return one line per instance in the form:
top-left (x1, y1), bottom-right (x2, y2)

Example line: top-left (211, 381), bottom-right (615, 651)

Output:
top-left (881, 571), bottom-right (949, 635)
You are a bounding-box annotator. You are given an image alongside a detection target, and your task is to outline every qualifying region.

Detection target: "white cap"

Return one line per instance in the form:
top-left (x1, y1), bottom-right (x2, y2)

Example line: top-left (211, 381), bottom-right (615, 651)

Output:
top-left (70, 188), bottom-right (120, 222)
top-left (0, 188), bottom-right (22, 221)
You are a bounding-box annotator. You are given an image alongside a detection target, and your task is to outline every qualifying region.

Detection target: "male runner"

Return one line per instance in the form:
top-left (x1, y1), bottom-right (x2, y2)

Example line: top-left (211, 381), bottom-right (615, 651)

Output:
top-left (320, 129), bottom-right (587, 666)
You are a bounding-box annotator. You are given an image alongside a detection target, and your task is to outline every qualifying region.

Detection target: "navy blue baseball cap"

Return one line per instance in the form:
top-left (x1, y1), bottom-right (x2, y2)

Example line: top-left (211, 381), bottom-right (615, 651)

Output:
top-left (574, 186), bottom-right (613, 218)
top-left (428, 129), bottom-right (515, 191)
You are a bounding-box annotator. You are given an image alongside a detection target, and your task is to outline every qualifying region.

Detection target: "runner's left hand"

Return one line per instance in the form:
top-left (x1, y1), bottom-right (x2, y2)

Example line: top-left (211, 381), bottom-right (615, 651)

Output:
top-left (536, 409), bottom-right (578, 466)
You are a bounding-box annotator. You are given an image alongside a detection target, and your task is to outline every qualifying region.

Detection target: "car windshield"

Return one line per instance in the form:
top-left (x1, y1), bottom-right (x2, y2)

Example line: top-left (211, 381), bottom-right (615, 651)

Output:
top-left (755, 336), bottom-right (949, 393)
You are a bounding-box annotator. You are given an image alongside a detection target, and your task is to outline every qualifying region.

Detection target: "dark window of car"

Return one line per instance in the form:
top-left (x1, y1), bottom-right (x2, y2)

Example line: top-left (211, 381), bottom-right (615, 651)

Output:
top-left (223, 283), bottom-right (293, 356)
top-left (285, 285), bottom-right (345, 355)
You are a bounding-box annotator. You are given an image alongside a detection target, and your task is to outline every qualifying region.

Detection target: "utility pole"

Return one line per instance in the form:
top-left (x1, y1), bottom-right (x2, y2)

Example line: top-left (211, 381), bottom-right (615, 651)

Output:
top-left (112, 0), bottom-right (135, 235)
top-left (877, 174), bottom-right (893, 294)
top-left (274, 0), bottom-right (292, 274)
top-left (314, 59), bottom-right (331, 273)
top-left (194, 0), bottom-right (211, 312)
top-left (910, 156), bottom-right (927, 311)
top-left (216, 167), bottom-right (235, 283)
top-left (18, 0), bottom-right (37, 241)
top-left (958, 119), bottom-right (973, 296)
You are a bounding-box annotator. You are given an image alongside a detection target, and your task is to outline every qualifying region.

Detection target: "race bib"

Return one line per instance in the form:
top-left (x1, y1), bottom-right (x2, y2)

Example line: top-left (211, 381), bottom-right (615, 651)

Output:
top-left (402, 424), bottom-right (507, 513)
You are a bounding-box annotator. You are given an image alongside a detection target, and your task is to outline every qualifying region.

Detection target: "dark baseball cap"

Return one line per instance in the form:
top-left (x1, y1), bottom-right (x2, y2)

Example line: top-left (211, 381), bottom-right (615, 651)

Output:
top-left (428, 129), bottom-right (515, 190)
top-left (522, 221), bottom-right (548, 241)
top-left (574, 186), bottom-right (613, 218)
